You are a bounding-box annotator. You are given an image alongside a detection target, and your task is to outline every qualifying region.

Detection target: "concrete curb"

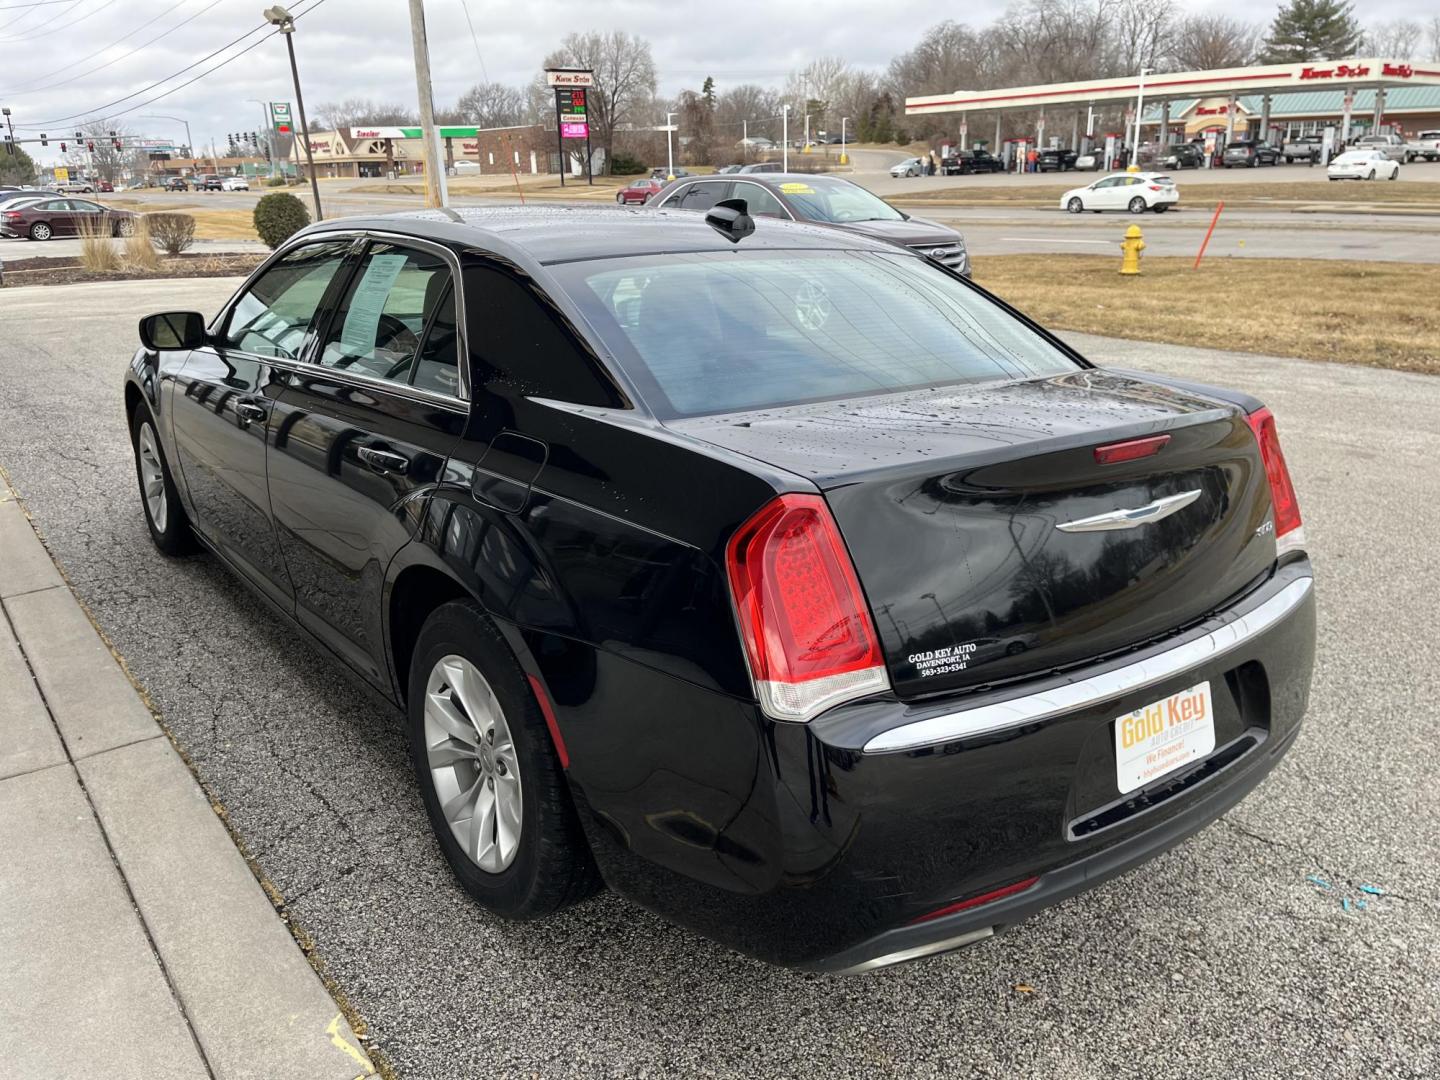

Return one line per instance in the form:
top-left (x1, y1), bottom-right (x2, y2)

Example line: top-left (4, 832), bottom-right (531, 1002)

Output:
top-left (0, 480), bottom-right (376, 1080)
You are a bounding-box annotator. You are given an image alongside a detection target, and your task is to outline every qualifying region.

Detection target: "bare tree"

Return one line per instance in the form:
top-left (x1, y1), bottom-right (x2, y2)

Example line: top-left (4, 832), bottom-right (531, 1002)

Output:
top-left (714, 83), bottom-right (783, 143)
top-left (1364, 19), bottom-right (1422, 58)
top-left (540, 31), bottom-right (657, 173)
top-left (1169, 14), bottom-right (1259, 69)
top-left (313, 98), bottom-right (417, 132)
top-left (453, 82), bottom-right (526, 129)
top-left (1429, 16), bottom-right (1440, 60)
top-left (1113, 0), bottom-right (1177, 71)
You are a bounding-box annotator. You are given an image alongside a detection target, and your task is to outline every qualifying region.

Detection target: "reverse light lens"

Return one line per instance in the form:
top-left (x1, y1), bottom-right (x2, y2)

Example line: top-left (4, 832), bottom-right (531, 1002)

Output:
top-left (1246, 406), bottom-right (1304, 555)
top-left (726, 494), bottom-right (889, 722)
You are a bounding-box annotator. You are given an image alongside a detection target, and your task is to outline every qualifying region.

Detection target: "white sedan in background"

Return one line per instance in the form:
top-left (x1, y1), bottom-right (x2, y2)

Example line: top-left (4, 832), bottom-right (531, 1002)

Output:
top-left (1327, 150), bottom-right (1400, 181)
top-left (890, 157), bottom-right (927, 177)
top-left (1061, 172), bottom-right (1179, 213)
top-left (221, 176), bottom-right (250, 191)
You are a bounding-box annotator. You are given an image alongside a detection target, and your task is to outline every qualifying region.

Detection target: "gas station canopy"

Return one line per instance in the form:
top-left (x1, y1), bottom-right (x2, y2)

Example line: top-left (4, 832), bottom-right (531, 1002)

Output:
top-left (906, 58), bottom-right (1440, 117)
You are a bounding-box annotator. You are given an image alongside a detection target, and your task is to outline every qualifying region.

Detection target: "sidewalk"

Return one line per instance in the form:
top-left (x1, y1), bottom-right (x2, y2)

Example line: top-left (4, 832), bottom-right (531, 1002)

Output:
top-left (0, 482), bottom-right (376, 1080)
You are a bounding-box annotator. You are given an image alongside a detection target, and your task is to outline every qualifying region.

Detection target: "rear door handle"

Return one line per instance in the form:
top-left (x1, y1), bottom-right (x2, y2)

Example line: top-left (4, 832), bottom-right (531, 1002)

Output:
top-left (234, 401), bottom-right (267, 423)
top-left (356, 446), bottom-right (410, 475)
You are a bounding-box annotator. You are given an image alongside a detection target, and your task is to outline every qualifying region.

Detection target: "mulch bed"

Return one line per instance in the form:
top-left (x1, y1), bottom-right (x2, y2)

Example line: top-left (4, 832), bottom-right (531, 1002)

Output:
top-left (0, 252), bottom-right (266, 288)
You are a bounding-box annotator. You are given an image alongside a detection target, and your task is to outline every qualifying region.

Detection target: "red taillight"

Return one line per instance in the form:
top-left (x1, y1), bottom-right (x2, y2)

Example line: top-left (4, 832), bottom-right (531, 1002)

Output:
top-left (2, 211), bottom-right (20, 222)
top-left (1246, 406), bottom-right (1304, 554)
top-left (1148, 184), bottom-right (1163, 191)
top-left (909, 876), bottom-right (1040, 925)
top-left (726, 494), bottom-right (889, 722)
top-left (1094, 434), bottom-right (1170, 465)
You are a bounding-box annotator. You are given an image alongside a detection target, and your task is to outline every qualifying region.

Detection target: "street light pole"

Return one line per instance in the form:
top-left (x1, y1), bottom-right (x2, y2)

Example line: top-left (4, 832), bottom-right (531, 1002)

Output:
top-left (840, 116), bottom-right (848, 166)
top-left (263, 5), bottom-right (323, 219)
top-left (1132, 67), bottom-right (1153, 169)
top-left (782, 105), bottom-right (789, 171)
top-left (665, 110), bottom-right (676, 181)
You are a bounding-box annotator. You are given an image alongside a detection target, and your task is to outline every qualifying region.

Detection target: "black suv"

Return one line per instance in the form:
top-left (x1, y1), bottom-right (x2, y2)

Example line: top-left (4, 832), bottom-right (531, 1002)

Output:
top-left (1037, 148), bottom-right (1078, 172)
top-left (1222, 141), bottom-right (1280, 167)
top-left (942, 149), bottom-right (1004, 175)
top-left (1159, 143), bottom-right (1206, 169)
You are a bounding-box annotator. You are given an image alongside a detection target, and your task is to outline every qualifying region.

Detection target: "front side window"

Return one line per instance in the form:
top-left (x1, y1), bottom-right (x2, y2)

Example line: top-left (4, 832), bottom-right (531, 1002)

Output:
top-left (554, 250), bottom-right (1078, 418)
top-left (678, 182), bottom-right (729, 211)
top-left (730, 182), bottom-right (788, 218)
top-left (317, 242), bottom-right (454, 388)
top-left (223, 240), bottom-right (351, 359)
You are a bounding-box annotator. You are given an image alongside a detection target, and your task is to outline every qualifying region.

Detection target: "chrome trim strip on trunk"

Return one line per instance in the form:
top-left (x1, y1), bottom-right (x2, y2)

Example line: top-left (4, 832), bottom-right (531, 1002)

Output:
top-left (863, 575), bottom-right (1313, 754)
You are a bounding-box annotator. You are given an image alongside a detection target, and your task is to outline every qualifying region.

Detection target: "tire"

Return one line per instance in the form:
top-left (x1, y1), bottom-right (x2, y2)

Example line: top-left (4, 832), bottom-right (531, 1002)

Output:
top-left (28, 221), bottom-right (51, 241)
top-left (1390, 168), bottom-right (1399, 180)
top-left (1154, 204), bottom-right (1169, 213)
top-left (407, 600), bottom-right (601, 919)
top-left (1067, 197), bottom-right (1084, 214)
top-left (1367, 169), bottom-right (1376, 180)
top-left (1128, 196), bottom-right (1147, 214)
top-left (114, 217), bottom-right (135, 237)
top-left (129, 409), bottom-right (196, 556)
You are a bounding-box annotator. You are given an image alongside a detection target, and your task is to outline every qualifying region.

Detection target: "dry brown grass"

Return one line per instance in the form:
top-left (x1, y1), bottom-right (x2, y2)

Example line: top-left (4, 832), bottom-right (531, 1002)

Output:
top-left (973, 254), bottom-right (1440, 375)
top-left (895, 180), bottom-right (1440, 210)
top-left (76, 215), bottom-right (120, 272)
top-left (123, 214), bottom-right (159, 271)
top-left (106, 197), bottom-right (259, 239)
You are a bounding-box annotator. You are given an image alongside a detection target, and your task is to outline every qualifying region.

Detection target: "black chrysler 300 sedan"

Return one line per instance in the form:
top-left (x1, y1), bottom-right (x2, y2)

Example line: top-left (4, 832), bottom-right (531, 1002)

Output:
top-left (124, 205), bottom-right (1315, 973)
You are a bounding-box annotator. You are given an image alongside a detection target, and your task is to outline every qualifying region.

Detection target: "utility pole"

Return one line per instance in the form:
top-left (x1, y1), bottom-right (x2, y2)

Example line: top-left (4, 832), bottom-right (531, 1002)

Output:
top-left (782, 104), bottom-right (789, 171)
top-left (664, 111), bottom-right (676, 181)
top-left (406, 0), bottom-right (446, 208)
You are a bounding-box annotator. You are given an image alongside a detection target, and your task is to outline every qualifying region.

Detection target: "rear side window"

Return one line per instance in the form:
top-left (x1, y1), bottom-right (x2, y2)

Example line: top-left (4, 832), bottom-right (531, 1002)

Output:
top-left (461, 263), bottom-right (621, 408)
top-left (224, 240), bottom-right (351, 359)
top-left (553, 250), bottom-right (1078, 417)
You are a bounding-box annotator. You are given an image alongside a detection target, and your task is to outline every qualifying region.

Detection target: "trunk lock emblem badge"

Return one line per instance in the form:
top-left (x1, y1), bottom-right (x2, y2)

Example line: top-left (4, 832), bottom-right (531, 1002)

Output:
top-left (1056, 489), bottom-right (1202, 533)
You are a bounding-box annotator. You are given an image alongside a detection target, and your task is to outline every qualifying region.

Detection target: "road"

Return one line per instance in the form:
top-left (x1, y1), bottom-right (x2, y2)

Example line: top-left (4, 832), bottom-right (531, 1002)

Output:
top-left (0, 276), bottom-right (1436, 1079)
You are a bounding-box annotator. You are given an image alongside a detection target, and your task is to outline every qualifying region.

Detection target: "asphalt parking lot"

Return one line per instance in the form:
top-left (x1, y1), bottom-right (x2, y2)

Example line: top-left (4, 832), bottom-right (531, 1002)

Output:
top-left (1, 277), bottom-right (1437, 1079)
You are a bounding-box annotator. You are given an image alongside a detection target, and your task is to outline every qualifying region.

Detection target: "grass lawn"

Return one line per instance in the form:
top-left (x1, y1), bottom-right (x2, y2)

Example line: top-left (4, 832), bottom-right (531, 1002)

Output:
top-left (895, 180), bottom-right (1440, 210)
top-left (973, 255), bottom-right (1440, 375)
top-left (107, 198), bottom-right (261, 240)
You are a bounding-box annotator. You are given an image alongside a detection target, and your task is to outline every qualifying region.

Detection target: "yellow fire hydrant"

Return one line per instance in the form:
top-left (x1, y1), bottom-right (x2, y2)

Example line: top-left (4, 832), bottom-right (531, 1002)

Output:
top-left (1119, 224), bottom-right (1145, 275)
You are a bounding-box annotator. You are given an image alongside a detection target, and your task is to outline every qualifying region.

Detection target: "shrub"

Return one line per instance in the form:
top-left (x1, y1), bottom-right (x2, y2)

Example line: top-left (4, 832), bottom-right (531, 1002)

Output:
top-left (148, 213), bottom-right (196, 256)
top-left (608, 151), bottom-right (647, 175)
top-left (253, 192), bottom-right (310, 249)
top-left (123, 214), bottom-right (159, 271)
top-left (77, 215), bottom-right (120, 273)
top-left (265, 175), bottom-right (288, 187)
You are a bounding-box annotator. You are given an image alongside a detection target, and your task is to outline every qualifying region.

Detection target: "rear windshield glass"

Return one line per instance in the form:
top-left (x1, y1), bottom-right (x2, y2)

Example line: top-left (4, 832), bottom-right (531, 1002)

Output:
top-left (551, 250), bottom-right (1079, 418)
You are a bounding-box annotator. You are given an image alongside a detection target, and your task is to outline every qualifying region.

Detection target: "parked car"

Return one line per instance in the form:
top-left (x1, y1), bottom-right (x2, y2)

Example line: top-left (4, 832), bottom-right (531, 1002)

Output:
top-left (164, 176), bottom-right (190, 191)
top-left (1327, 149), bottom-right (1400, 181)
top-left (1403, 130), bottom-right (1440, 162)
top-left (124, 206), bottom-right (1314, 972)
top-left (1037, 148), bottom-right (1079, 172)
top-left (738, 137), bottom-right (774, 150)
top-left (736, 162), bottom-right (783, 174)
top-left (221, 176), bottom-right (251, 191)
top-left (0, 197), bottom-right (136, 240)
top-left (650, 167), bottom-right (691, 180)
top-left (616, 177), bottom-right (665, 204)
top-left (0, 191), bottom-right (50, 214)
top-left (890, 156), bottom-right (926, 177)
top-left (1282, 136), bottom-right (1323, 164)
top-left (942, 149), bottom-right (1004, 175)
top-left (1352, 133), bottom-right (1406, 162)
top-left (95, 179), bottom-right (115, 193)
top-left (714, 164), bottom-right (743, 174)
top-left (1061, 172), bottom-right (1178, 213)
top-left (1222, 141), bottom-right (1280, 167)
top-left (196, 174), bottom-right (224, 191)
top-left (1073, 151), bottom-right (1100, 170)
top-left (54, 178), bottom-right (96, 194)
top-left (651, 172), bottom-right (969, 275)
top-left (1159, 143), bottom-right (1206, 169)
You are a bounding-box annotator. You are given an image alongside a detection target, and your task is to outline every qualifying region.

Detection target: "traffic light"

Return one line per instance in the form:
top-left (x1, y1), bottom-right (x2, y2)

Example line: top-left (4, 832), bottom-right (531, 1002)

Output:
top-left (74, 130), bottom-right (82, 140)
top-left (60, 141), bottom-right (67, 152)
top-left (40, 133), bottom-right (48, 147)
top-left (86, 140), bottom-right (95, 153)
top-left (110, 130), bottom-right (120, 150)
top-left (3, 135), bottom-right (12, 157)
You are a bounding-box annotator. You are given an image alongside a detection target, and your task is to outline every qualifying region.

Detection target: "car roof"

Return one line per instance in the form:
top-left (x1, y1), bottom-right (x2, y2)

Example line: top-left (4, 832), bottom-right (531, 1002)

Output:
top-left (301, 205), bottom-right (906, 267)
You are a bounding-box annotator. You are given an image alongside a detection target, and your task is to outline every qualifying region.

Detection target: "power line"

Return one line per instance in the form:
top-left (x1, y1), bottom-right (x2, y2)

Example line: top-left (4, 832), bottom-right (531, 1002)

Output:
top-left (0, 1), bottom-right (78, 9)
top-left (457, 0), bottom-right (490, 84)
top-left (1, 0), bottom-right (225, 97)
top-left (0, 0), bottom-right (121, 42)
top-left (0, 0), bottom-right (76, 34)
top-left (19, 0), bottom-right (321, 127)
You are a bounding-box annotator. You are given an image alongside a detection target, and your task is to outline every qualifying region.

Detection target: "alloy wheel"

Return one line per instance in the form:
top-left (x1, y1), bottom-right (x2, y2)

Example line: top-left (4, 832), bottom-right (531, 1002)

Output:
top-left (424, 655), bottom-right (523, 873)
top-left (30, 222), bottom-right (51, 240)
top-left (137, 422), bottom-right (168, 532)
top-left (1067, 197), bottom-right (1083, 214)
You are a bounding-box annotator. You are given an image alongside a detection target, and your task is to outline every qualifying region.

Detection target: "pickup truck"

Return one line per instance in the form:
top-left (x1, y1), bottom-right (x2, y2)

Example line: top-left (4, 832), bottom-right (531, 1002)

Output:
top-left (1282, 136), bottom-right (1322, 163)
top-left (1404, 130), bottom-right (1440, 162)
top-left (1352, 133), bottom-right (1407, 162)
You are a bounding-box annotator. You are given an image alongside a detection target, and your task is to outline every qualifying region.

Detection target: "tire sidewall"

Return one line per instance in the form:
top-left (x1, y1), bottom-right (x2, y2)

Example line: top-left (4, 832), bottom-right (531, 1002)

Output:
top-left (407, 602), bottom-right (569, 916)
top-left (1067, 197), bottom-right (1083, 214)
top-left (1129, 196), bottom-right (1146, 214)
top-left (30, 222), bottom-right (51, 240)
top-left (129, 408), bottom-right (193, 556)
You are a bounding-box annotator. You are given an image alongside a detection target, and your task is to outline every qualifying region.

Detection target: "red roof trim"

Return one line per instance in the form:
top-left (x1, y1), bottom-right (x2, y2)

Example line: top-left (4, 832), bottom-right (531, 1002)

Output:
top-left (913, 72), bottom-right (1293, 111)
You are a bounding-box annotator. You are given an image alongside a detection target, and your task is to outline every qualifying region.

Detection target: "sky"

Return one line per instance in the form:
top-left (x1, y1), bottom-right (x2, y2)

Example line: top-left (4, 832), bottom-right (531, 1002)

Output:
top-left (2, 0), bottom-right (1433, 166)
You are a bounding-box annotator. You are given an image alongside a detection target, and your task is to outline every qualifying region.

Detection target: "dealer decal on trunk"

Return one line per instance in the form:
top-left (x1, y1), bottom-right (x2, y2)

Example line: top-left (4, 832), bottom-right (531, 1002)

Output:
top-left (908, 642), bottom-right (978, 678)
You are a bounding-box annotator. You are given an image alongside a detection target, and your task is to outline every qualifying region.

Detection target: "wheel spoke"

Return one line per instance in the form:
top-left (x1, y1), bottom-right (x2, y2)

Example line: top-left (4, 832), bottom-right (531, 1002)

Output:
top-left (440, 773), bottom-right (482, 824)
top-left (449, 658), bottom-right (498, 731)
top-left (427, 692), bottom-right (479, 746)
top-left (494, 774), bottom-right (521, 862)
top-left (471, 783), bottom-right (497, 867)
top-left (427, 737), bottom-right (475, 769)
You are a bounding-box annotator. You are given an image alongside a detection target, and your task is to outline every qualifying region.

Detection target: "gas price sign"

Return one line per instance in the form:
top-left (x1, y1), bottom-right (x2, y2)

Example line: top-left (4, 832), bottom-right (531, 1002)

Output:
top-left (556, 88), bottom-right (589, 139)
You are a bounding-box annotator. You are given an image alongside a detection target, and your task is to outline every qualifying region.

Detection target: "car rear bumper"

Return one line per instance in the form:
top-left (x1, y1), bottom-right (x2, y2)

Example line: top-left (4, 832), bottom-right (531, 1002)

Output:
top-left (575, 558), bottom-right (1314, 971)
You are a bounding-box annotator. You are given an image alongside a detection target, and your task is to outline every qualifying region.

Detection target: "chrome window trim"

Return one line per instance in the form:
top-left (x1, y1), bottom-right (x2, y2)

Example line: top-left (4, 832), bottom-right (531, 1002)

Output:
top-left (863, 575), bottom-right (1313, 754)
top-left (265, 355), bottom-right (470, 414)
top-left (209, 228), bottom-right (471, 405)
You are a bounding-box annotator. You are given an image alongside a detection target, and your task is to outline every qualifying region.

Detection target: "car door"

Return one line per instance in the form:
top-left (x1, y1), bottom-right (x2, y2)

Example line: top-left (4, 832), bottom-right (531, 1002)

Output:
top-left (265, 236), bottom-right (467, 689)
top-left (169, 238), bottom-right (354, 606)
top-left (69, 198), bottom-right (104, 233)
top-left (34, 199), bottom-right (73, 235)
top-left (1087, 178), bottom-right (1119, 208)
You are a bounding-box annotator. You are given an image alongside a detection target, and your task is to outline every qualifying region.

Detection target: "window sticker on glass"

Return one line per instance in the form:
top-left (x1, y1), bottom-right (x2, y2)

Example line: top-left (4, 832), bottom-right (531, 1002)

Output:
top-left (780, 182), bottom-right (815, 195)
top-left (339, 253), bottom-right (409, 355)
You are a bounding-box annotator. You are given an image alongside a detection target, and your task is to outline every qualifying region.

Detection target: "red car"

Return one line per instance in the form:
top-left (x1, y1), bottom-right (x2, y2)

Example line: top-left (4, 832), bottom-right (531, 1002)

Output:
top-left (96, 179), bottom-right (115, 193)
top-left (615, 178), bottom-right (664, 205)
top-left (0, 196), bottom-right (137, 240)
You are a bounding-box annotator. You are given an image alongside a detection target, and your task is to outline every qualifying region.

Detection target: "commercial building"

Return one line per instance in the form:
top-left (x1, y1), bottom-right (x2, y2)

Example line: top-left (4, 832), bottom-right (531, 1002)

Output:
top-left (290, 125), bottom-right (561, 179)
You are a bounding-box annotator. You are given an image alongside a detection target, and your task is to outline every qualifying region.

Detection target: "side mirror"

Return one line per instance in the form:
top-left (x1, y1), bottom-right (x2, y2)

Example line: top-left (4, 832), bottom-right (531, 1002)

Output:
top-left (704, 198), bottom-right (755, 243)
top-left (139, 311), bottom-right (206, 351)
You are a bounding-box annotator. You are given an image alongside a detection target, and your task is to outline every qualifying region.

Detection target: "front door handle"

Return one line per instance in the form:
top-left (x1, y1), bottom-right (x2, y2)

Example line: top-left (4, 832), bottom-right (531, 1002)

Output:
top-left (356, 446), bottom-right (410, 475)
top-left (234, 401), bottom-right (267, 424)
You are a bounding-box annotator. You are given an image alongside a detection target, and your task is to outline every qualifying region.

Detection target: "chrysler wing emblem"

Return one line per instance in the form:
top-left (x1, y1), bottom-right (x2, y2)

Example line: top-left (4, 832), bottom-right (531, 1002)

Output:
top-left (1056, 490), bottom-right (1202, 533)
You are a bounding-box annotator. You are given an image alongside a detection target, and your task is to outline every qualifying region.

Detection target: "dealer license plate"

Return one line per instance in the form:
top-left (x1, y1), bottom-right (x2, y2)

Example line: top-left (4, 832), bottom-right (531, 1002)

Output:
top-left (1113, 682), bottom-right (1215, 795)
